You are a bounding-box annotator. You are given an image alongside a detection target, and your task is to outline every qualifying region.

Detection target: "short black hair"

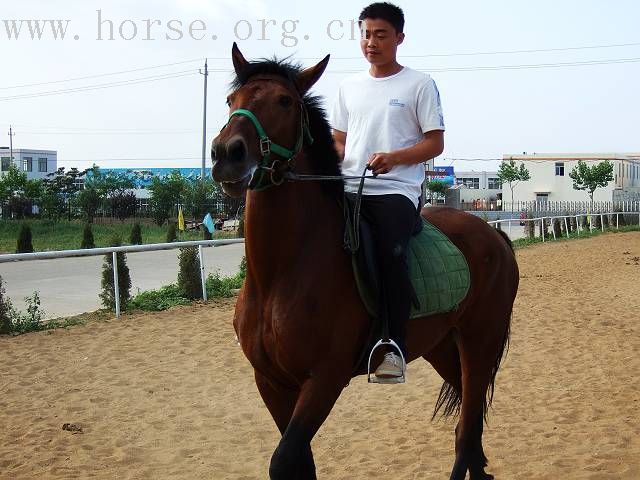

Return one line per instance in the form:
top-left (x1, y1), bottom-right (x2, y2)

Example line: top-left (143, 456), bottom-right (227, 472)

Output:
top-left (359, 2), bottom-right (405, 34)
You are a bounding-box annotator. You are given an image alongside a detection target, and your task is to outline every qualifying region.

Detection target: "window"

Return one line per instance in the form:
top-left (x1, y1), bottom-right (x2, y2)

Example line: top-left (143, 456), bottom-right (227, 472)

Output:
top-left (488, 177), bottom-right (502, 190)
top-left (555, 162), bottom-right (565, 176)
top-left (23, 157), bottom-right (33, 172)
top-left (1, 157), bottom-right (9, 171)
top-left (38, 158), bottom-right (48, 172)
top-left (456, 177), bottom-right (480, 189)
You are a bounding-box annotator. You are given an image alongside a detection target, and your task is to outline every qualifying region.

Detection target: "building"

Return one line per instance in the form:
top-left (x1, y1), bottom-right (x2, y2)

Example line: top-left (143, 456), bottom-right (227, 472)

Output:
top-left (453, 170), bottom-right (502, 205)
top-left (0, 148), bottom-right (57, 180)
top-left (503, 153), bottom-right (640, 203)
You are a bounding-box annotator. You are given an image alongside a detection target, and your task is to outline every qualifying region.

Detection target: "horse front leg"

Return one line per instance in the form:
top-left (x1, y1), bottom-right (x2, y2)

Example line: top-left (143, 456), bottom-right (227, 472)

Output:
top-left (268, 372), bottom-right (348, 480)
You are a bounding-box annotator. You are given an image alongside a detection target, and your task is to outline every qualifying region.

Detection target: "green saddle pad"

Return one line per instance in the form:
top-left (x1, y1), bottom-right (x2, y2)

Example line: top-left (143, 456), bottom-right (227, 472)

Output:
top-left (407, 219), bottom-right (470, 318)
top-left (354, 219), bottom-right (471, 319)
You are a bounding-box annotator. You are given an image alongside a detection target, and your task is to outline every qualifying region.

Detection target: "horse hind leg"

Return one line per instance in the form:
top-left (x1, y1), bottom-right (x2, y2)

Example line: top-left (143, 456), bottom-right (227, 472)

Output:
top-left (449, 330), bottom-right (504, 480)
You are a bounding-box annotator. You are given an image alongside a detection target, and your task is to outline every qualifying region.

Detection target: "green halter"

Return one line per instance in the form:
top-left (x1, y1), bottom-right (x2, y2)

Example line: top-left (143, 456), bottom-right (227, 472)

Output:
top-left (227, 106), bottom-right (314, 191)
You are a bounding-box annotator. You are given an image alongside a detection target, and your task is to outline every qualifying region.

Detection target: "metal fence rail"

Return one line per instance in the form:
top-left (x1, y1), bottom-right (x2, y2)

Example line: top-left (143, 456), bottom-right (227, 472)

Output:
top-left (0, 239), bottom-right (245, 318)
top-left (487, 211), bottom-right (640, 242)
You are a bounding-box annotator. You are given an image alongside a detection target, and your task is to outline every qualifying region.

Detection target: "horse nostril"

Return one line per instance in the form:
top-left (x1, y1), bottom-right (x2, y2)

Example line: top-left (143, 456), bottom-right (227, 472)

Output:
top-left (228, 138), bottom-right (246, 163)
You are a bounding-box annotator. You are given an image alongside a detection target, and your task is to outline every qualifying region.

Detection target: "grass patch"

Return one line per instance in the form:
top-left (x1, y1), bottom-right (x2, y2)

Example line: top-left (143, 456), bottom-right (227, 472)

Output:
top-left (0, 219), bottom-right (238, 253)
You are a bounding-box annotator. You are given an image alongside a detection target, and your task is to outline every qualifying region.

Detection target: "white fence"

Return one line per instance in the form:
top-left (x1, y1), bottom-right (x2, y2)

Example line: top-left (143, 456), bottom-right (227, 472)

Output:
top-left (488, 211), bottom-right (640, 242)
top-left (0, 239), bottom-right (245, 318)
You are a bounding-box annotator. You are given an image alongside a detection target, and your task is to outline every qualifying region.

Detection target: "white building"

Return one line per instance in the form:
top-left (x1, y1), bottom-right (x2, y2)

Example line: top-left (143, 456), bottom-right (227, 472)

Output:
top-left (503, 153), bottom-right (640, 203)
top-left (454, 171), bottom-right (502, 204)
top-left (0, 148), bottom-right (57, 180)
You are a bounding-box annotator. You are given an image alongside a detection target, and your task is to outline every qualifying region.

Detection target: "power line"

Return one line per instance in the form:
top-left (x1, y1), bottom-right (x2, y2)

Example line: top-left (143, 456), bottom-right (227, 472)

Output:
top-left (203, 41), bottom-right (640, 61)
top-left (0, 71), bottom-right (197, 101)
top-left (0, 59), bottom-right (203, 90)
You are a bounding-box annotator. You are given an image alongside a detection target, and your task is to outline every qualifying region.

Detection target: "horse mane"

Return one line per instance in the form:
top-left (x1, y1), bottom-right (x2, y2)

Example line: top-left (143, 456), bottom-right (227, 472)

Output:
top-left (231, 58), bottom-right (343, 197)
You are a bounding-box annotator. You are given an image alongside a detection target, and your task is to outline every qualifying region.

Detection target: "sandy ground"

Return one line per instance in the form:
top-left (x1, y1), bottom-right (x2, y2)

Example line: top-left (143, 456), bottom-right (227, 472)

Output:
top-left (1, 232), bottom-right (639, 479)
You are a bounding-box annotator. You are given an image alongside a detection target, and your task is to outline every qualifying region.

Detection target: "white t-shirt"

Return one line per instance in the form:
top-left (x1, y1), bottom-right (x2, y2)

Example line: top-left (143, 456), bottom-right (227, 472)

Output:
top-left (330, 67), bottom-right (445, 207)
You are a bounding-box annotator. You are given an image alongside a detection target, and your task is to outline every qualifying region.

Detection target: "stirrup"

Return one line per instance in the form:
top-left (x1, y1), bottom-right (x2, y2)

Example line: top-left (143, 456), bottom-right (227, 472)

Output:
top-left (367, 339), bottom-right (406, 384)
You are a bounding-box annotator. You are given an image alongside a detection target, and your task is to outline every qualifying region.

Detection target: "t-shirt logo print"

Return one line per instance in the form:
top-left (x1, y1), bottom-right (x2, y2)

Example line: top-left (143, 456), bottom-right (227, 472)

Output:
top-left (388, 98), bottom-right (405, 107)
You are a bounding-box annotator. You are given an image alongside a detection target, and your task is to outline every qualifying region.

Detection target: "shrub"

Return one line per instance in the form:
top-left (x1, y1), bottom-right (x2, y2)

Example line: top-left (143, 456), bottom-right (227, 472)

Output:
top-left (109, 191), bottom-right (137, 221)
top-left (11, 292), bottom-right (45, 334)
top-left (0, 276), bottom-right (14, 335)
top-left (166, 223), bottom-right (177, 243)
top-left (206, 271), bottom-right (243, 298)
top-left (128, 284), bottom-right (190, 311)
top-left (525, 213), bottom-right (536, 239)
top-left (617, 211), bottom-right (627, 227)
top-left (99, 236), bottom-right (131, 311)
top-left (130, 222), bottom-right (143, 245)
top-left (81, 223), bottom-right (95, 249)
top-left (16, 223), bottom-right (34, 253)
top-left (177, 247), bottom-right (202, 300)
top-left (238, 214), bottom-right (245, 238)
top-left (239, 256), bottom-right (247, 280)
top-left (593, 213), bottom-right (602, 230)
top-left (553, 218), bottom-right (562, 238)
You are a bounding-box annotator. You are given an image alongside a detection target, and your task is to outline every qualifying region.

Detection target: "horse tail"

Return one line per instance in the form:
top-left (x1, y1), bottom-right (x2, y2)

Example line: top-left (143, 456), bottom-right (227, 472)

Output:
top-left (432, 380), bottom-right (461, 419)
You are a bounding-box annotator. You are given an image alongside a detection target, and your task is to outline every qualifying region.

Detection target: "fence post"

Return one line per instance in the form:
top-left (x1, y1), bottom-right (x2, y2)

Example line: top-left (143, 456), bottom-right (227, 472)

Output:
top-left (564, 217), bottom-right (570, 238)
top-left (600, 213), bottom-right (604, 232)
top-left (112, 252), bottom-right (120, 318)
top-left (199, 245), bottom-right (208, 301)
top-left (541, 217), bottom-right (545, 242)
top-left (616, 213), bottom-right (619, 230)
top-left (551, 217), bottom-right (556, 240)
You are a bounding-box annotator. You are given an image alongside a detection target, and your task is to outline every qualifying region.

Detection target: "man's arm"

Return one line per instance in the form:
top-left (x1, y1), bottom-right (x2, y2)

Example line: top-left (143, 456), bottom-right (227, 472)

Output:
top-left (333, 129), bottom-right (347, 162)
top-left (368, 130), bottom-right (444, 175)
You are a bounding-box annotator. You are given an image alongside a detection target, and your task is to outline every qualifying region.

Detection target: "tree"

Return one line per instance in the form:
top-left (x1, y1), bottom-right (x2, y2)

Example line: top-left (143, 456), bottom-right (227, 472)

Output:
top-left (41, 167), bottom-right (84, 221)
top-left (76, 187), bottom-right (101, 223)
top-left (166, 223), bottom-right (177, 242)
top-left (130, 223), bottom-right (143, 245)
top-left (178, 247), bottom-right (202, 300)
top-left (16, 224), bottom-right (34, 253)
top-left (497, 159), bottom-right (531, 214)
top-left (148, 171), bottom-right (187, 226)
top-left (0, 165), bottom-right (29, 218)
top-left (569, 160), bottom-right (614, 204)
top-left (81, 224), bottom-right (95, 249)
top-left (425, 180), bottom-right (448, 204)
top-left (99, 237), bottom-right (131, 311)
top-left (109, 190), bottom-right (137, 221)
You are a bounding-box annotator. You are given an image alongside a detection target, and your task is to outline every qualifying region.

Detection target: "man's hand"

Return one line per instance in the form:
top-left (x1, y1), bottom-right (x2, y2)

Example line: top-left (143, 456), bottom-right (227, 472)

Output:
top-left (368, 152), bottom-right (398, 175)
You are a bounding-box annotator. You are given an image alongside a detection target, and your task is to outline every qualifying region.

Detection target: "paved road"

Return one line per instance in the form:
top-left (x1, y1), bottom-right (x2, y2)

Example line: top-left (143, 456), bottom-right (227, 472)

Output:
top-left (1, 243), bottom-right (245, 319)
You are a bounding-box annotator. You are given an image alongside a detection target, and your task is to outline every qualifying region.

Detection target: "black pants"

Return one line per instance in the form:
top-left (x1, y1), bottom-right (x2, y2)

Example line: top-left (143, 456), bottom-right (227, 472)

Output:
top-left (358, 194), bottom-right (419, 358)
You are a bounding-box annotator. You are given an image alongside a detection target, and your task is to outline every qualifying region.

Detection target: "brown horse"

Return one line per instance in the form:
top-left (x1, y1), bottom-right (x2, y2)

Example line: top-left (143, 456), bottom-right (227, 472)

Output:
top-left (212, 43), bottom-right (519, 480)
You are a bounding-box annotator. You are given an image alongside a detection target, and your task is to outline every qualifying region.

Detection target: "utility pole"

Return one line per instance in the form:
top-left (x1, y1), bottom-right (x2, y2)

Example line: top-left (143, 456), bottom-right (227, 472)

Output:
top-left (199, 59), bottom-right (209, 181)
top-left (8, 125), bottom-right (15, 167)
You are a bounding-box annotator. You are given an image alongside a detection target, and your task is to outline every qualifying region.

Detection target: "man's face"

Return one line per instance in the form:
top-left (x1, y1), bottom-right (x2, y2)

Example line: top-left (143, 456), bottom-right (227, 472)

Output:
top-left (359, 18), bottom-right (404, 66)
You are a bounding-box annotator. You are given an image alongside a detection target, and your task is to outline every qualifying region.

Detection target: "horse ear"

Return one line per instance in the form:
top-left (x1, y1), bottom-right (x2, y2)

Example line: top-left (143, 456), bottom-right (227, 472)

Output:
top-left (296, 54), bottom-right (330, 95)
top-left (231, 42), bottom-right (249, 76)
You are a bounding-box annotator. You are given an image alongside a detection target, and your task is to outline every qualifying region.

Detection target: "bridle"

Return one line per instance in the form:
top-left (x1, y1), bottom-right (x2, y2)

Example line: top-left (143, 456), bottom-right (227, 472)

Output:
top-left (223, 99), bottom-right (314, 191)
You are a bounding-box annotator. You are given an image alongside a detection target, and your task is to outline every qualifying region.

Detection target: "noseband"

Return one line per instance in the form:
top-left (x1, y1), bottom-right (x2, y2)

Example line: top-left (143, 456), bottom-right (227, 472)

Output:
top-left (223, 102), bottom-right (314, 191)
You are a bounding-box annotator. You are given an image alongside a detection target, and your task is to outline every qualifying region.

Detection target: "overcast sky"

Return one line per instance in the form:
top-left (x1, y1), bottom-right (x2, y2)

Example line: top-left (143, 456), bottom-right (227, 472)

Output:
top-left (1, 0), bottom-right (639, 173)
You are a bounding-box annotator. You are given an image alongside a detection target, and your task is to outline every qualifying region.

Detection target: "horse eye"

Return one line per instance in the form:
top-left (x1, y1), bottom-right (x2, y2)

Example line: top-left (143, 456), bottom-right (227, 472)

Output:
top-left (278, 95), bottom-right (293, 108)
top-left (226, 98), bottom-right (231, 107)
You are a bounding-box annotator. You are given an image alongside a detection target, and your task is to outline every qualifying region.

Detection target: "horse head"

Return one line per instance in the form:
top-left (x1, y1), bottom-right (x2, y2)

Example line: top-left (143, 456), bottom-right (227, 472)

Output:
top-left (211, 42), bottom-right (330, 197)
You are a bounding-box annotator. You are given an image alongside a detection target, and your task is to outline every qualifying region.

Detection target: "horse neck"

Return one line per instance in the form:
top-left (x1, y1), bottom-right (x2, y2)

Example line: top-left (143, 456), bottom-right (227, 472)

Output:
top-left (243, 154), bottom-right (342, 289)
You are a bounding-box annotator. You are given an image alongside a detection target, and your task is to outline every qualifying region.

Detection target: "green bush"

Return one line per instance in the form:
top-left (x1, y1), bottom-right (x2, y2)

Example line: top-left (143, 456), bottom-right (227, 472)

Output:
top-left (206, 271), bottom-right (243, 298)
top-left (11, 292), bottom-right (45, 334)
top-left (130, 222), bottom-right (143, 245)
top-left (177, 247), bottom-right (202, 300)
top-left (99, 237), bottom-right (131, 311)
top-left (239, 256), bottom-right (247, 279)
top-left (238, 214), bottom-right (245, 238)
top-left (0, 276), bottom-right (14, 335)
top-left (16, 223), bottom-right (34, 253)
top-left (166, 223), bottom-right (177, 243)
top-left (81, 223), bottom-right (95, 249)
top-left (128, 284), bottom-right (191, 311)
top-left (553, 218), bottom-right (562, 238)
top-left (525, 213), bottom-right (536, 239)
